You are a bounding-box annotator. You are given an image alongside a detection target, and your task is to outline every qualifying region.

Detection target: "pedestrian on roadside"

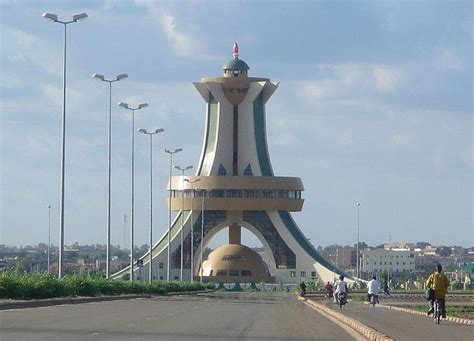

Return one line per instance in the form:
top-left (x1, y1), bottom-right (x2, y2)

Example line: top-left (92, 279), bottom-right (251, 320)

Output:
top-left (383, 281), bottom-right (390, 297)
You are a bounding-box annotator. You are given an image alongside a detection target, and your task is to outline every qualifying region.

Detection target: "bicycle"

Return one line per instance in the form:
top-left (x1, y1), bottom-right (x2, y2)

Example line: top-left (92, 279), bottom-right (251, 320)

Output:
top-left (433, 299), bottom-right (442, 325)
top-left (370, 294), bottom-right (378, 308)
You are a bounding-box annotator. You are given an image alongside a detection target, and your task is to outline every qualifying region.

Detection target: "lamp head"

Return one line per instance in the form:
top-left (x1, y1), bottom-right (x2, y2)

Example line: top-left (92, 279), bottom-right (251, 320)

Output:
top-left (116, 73), bottom-right (128, 81)
top-left (42, 13), bottom-right (58, 22)
top-left (137, 128), bottom-right (147, 134)
top-left (47, 204), bottom-right (51, 208)
top-left (186, 165), bottom-right (193, 170)
top-left (72, 13), bottom-right (88, 22)
top-left (356, 202), bottom-right (361, 207)
top-left (138, 103), bottom-right (148, 109)
top-left (118, 102), bottom-right (129, 109)
top-left (175, 148), bottom-right (183, 153)
top-left (155, 128), bottom-right (165, 134)
top-left (92, 73), bottom-right (105, 81)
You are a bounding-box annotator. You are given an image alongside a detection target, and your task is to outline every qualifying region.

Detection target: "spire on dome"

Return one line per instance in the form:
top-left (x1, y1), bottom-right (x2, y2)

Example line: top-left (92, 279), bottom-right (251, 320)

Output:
top-left (233, 42), bottom-right (239, 59)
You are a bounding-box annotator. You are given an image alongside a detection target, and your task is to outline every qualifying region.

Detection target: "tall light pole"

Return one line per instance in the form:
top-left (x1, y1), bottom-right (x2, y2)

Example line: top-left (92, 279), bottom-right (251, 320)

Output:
top-left (42, 12), bottom-right (88, 278)
top-left (198, 189), bottom-right (206, 282)
top-left (47, 204), bottom-right (51, 274)
top-left (356, 202), bottom-right (361, 279)
top-left (118, 102), bottom-right (148, 282)
top-left (164, 148), bottom-right (182, 281)
top-left (184, 178), bottom-right (201, 283)
top-left (138, 128), bottom-right (164, 283)
top-left (92, 73), bottom-right (128, 278)
top-left (174, 165), bottom-right (193, 281)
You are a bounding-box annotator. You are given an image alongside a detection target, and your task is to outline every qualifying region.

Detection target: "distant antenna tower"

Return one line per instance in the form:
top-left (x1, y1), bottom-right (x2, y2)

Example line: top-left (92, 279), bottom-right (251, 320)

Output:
top-left (123, 214), bottom-right (129, 249)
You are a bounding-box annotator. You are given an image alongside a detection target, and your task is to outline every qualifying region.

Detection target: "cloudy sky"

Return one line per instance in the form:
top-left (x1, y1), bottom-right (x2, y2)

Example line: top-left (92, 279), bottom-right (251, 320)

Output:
top-left (1, 0), bottom-right (472, 249)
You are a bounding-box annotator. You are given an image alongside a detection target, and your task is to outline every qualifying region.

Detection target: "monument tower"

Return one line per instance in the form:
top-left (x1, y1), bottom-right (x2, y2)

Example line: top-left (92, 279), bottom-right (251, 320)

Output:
top-left (113, 43), bottom-right (350, 284)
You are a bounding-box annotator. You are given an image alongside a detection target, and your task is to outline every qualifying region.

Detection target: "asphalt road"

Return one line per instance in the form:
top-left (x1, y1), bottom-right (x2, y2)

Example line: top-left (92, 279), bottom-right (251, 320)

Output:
top-left (0, 292), bottom-right (354, 341)
top-left (316, 298), bottom-right (473, 341)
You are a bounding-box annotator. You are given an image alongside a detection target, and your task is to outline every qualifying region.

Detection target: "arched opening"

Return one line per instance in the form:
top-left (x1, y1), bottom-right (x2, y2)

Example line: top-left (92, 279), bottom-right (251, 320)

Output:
top-left (195, 221), bottom-right (277, 281)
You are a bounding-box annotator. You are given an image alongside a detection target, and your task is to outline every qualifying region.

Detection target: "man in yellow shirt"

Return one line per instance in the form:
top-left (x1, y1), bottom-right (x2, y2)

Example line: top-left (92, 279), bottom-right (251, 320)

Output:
top-left (425, 264), bottom-right (450, 318)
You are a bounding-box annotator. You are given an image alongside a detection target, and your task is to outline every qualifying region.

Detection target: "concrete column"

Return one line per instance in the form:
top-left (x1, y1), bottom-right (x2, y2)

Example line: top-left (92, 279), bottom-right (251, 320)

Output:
top-left (229, 224), bottom-right (241, 245)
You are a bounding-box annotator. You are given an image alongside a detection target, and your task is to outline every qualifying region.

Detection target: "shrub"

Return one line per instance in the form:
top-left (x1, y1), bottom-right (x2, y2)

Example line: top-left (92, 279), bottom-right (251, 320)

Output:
top-left (0, 271), bottom-right (214, 299)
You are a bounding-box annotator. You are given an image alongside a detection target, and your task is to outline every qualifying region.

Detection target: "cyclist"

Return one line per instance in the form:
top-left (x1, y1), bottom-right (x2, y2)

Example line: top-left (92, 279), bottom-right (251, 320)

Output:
top-left (324, 281), bottom-right (334, 298)
top-left (299, 281), bottom-right (307, 297)
top-left (367, 275), bottom-right (380, 304)
top-left (334, 275), bottom-right (348, 305)
top-left (426, 264), bottom-right (450, 318)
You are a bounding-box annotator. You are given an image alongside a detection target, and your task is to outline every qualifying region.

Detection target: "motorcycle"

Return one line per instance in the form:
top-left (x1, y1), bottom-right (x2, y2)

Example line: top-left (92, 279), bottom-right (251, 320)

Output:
top-left (337, 292), bottom-right (347, 308)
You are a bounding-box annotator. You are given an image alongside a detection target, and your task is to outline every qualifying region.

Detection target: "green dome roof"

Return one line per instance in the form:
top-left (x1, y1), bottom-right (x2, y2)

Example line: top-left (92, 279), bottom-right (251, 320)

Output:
top-left (222, 58), bottom-right (250, 71)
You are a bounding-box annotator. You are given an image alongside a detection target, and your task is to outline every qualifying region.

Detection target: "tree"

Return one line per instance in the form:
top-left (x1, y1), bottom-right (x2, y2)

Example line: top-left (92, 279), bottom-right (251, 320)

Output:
top-left (436, 246), bottom-right (451, 257)
top-left (415, 242), bottom-right (431, 249)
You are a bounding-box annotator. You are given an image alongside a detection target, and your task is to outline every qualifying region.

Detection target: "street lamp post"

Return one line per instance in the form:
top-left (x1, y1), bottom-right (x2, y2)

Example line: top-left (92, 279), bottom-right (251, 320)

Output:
top-left (138, 128), bottom-right (164, 284)
top-left (184, 178), bottom-right (201, 283)
top-left (174, 165), bottom-right (193, 282)
top-left (164, 148), bottom-right (182, 282)
top-left (47, 204), bottom-right (51, 274)
top-left (118, 102), bottom-right (148, 282)
top-left (42, 11), bottom-right (88, 278)
top-left (356, 202), bottom-right (361, 279)
top-left (92, 73), bottom-right (128, 278)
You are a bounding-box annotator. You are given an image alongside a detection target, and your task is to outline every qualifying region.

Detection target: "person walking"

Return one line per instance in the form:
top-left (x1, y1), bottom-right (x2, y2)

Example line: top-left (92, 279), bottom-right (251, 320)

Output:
top-left (383, 281), bottom-right (391, 297)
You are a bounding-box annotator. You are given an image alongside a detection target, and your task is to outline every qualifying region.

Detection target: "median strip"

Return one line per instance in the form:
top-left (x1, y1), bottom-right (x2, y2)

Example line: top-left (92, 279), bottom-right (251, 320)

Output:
top-left (304, 298), bottom-right (393, 341)
top-left (378, 303), bottom-right (473, 325)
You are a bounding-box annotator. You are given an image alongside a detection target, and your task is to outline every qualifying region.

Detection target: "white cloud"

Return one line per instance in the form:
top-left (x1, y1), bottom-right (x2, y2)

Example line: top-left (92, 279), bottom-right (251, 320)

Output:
top-left (372, 66), bottom-right (403, 91)
top-left (3, 28), bottom-right (61, 76)
top-left (158, 13), bottom-right (195, 57)
top-left (134, 0), bottom-right (197, 57)
top-left (390, 133), bottom-right (414, 147)
top-left (435, 50), bottom-right (465, 71)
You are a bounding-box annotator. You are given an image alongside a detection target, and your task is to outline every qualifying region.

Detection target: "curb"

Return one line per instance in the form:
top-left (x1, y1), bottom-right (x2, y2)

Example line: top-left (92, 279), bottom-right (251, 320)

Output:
top-left (0, 290), bottom-right (214, 311)
top-left (378, 304), bottom-right (473, 325)
top-left (304, 299), bottom-right (393, 341)
top-left (0, 294), bottom-right (151, 310)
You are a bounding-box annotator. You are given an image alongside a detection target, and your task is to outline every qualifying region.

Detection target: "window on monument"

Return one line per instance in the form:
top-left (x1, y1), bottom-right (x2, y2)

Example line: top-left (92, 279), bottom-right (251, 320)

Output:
top-left (217, 164), bottom-right (227, 176)
top-left (226, 189), bottom-right (242, 198)
top-left (216, 269), bottom-right (227, 276)
top-left (263, 190), bottom-right (273, 198)
top-left (210, 189), bottom-right (225, 198)
top-left (159, 262), bottom-right (164, 269)
top-left (311, 271), bottom-right (316, 278)
top-left (301, 271), bottom-right (306, 277)
top-left (243, 164), bottom-right (253, 176)
top-left (174, 276), bottom-right (179, 280)
top-left (229, 270), bottom-right (239, 276)
top-left (290, 271), bottom-right (296, 277)
top-left (209, 270), bottom-right (213, 276)
top-left (241, 270), bottom-right (252, 276)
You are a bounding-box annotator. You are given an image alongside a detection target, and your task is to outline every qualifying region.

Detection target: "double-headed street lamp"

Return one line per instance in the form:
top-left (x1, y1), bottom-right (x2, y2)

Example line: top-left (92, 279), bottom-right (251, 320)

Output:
top-left (138, 128), bottom-right (164, 283)
top-left (164, 148), bottom-right (182, 281)
top-left (92, 73), bottom-right (128, 278)
top-left (47, 204), bottom-right (51, 274)
top-left (118, 102), bottom-right (148, 281)
top-left (42, 12), bottom-right (88, 278)
top-left (356, 202), bottom-right (361, 279)
top-left (174, 165), bottom-right (193, 281)
top-left (184, 178), bottom-right (201, 283)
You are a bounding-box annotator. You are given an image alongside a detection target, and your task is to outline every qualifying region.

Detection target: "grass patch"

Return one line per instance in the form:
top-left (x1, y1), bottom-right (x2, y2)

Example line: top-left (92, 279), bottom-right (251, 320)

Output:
top-left (389, 303), bottom-right (474, 319)
top-left (0, 272), bottom-right (215, 300)
top-left (350, 294), bottom-right (367, 302)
